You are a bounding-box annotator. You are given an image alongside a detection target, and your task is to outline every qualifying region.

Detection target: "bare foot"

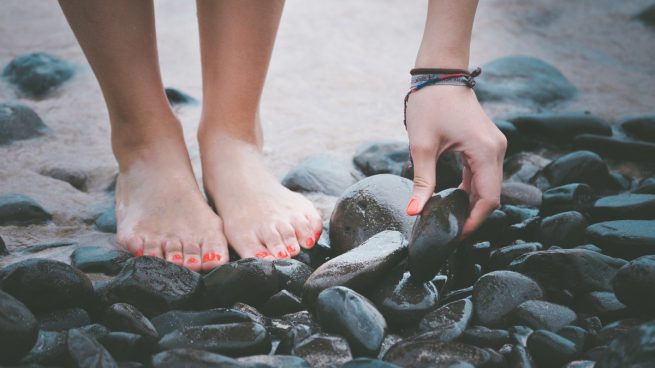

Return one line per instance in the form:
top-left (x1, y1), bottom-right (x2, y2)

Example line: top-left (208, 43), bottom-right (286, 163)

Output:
top-left (198, 124), bottom-right (323, 261)
top-left (113, 124), bottom-right (228, 272)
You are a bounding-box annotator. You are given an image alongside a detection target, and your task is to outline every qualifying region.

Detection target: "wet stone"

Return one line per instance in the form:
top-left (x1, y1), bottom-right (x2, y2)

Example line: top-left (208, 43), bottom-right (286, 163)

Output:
top-left (151, 348), bottom-right (244, 368)
top-left (37, 307), bottom-right (90, 331)
top-left (469, 209), bottom-right (510, 246)
top-left (408, 189), bottom-right (469, 282)
top-left (619, 114), bottom-right (655, 142)
top-left (329, 174), bottom-right (414, 255)
top-left (0, 102), bottom-right (48, 145)
top-left (472, 270), bottom-right (544, 328)
top-left (416, 298), bottom-right (473, 342)
top-left (67, 328), bottom-right (118, 368)
top-left (98, 331), bottom-right (153, 363)
top-left (461, 326), bottom-right (510, 350)
top-left (441, 286), bottom-right (474, 306)
top-left (383, 341), bottom-right (493, 368)
top-left (538, 211), bottom-right (587, 247)
top-left (596, 320), bottom-right (655, 368)
top-left (2, 52), bottom-right (75, 97)
top-left (102, 256), bottom-right (202, 316)
top-left (272, 258), bottom-right (314, 297)
top-left (282, 153), bottom-right (364, 196)
top-left (316, 286), bottom-right (386, 357)
top-left (164, 87), bottom-right (197, 105)
top-left (488, 242), bottom-right (542, 271)
top-left (595, 319), bottom-right (643, 347)
top-left (504, 152), bottom-right (551, 184)
top-left (353, 140), bottom-right (409, 177)
top-left (203, 257), bottom-right (279, 309)
top-left (576, 291), bottom-right (628, 322)
top-left (508, 344), bottom-right (536, 368)
top-left (102, 303), bottom-right (158, 339)
top-left (276, 323), bottom-right (318, 355)
top-left (509, 111), bottom-right (611, 141)
top-left (261, 290), bottom-right (304, 317)
top-left (541, 183), bottom-right (596, 216)
top-left (510, 300), bottom-right (577, 332)
top-left (585, 220), bottom-right (655, 259)
top-left (94, 207), bottom-right (117, 233)
top-left (530, 150), bottom-right (612, 192)
top-left (71, 246), bottom-right (132, 275)
top-left (501, 182), bottom-right (542, 207)
top-left (635, 176), bottom-right (655, 194)
top-left (302, 230), bottom-right (406, 307)
top-left (591, 194), bottom-right (655, 221)
top-left (611, 255), bottom-right (655, 315)
top-left (238, 354), bottom-right (311, 367)
top-left (157, 322), bottom-right (270, 357)
top-left (231, 302), bottom-right (266, 326)
top-left (574, 134), bottom-right (655, 162)
top-left (0, 258), bottom-right (94, 312)
top-left (341, 358), bottom-right (401, 368)
top-left (0, 194), bottom-right (52, 226)
top-left (527, 330), bottom-right (579, 368)
top-left (558, 326), bottom-right (588, 355)
top-left (0, 290), bottom-right (38, 364)
top-left (291, 333), bottom-right (353, 368)
top-left (20, 329), bottom-right (70, 366)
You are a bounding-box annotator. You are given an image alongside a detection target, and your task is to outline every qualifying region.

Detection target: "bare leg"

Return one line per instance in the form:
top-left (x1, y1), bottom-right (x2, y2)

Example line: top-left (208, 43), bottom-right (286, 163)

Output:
top-left (196, 0), bottom-right (322, 260)
top-left (59, 0), bottom-right (228, 271)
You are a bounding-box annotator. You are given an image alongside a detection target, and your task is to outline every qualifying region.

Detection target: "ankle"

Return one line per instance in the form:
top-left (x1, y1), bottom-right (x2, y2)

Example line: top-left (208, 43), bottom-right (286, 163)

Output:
top-left (198, 118), bottom-right (262, 149)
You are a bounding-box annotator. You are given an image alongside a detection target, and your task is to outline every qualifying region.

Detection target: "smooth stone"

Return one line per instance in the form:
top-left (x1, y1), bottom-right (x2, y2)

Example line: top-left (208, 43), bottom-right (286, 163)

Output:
top-left (408, 189), bottom-right (468, 282)
top-left (291, 333), bottom-right (353, 368)
top-left (509, 111), bottom-right (611, 141)
top-left (369, 266), bottom-right (439, 328)
top-left (596, 320), bottom-right (655, 368)
top-left (282, 153), bottom-right (364, 196)
top-left (538, 211), bottom-right (588, 247)
top-left (2, 52), bottom-right (74, 97)
top-left (509, 249), bottom-right (626, 296)
top-left (383, 341), bottom-right (492, 368)
top-left (37, 307), bottom-right (90, 331)
top-left (0, 290), bottom-right (38, 364)
top-left (488, 242), bottom-right (542, 271)
top-left (0, 194), bottom-right (52, 226)
top-left (293, 226), bottom-right (333, 270)
top-left (558, 326), bottom-right (589, 355)
top-left (508, 344), bottom-right (536, 368)
top-left (574, 134), bottom-right (655, 162)
top-left (0, 259), bottom-right (94, 312)
top-left (329, 174), bottom-right (414, 255)
top-left (441, 286), bottom-right (474, 306)
top-left (635, 177), bottom-right (655, 194)
top-left (102, 303), bottom-right (158, 339)
top-left (0, 235), bottom-right (6, 256)
top-left (509, 325), bottom-right (534, 347)
top-left (416, 298), bottom-right (472, 342)
top-left (527, 330), bottom-right (579, 367)
top-left (472, 271), bottom-right (544, 328)
top-left (619, 114), bottom-right (655, 142)
top-left (20, 330), bottom-right (69, 366)
top-left (70, 246), bottom-right (132, 275)
top-left (276, 323), bottom-right (318, 355)
top-left (0, 103), bottom-right (48, 145)
top-left (302, 230), bottom-right (406, 307)
top-left (591, 194), bottom-right (655, 221)
top-left (501, 182), bottom-right (542, 207)
top-left (576, 291), bottom-right (628, 322)
top-left (612, 255), bottom-right (655, 314)
top-left (157, 322), bottom-right (270, 357)
top-left (502, 205), bottom-right (540, 223)
top-left (238, 354), bottom-right (310, 368)
top-left (530, 151), bottom-right (612, 191)
top-left (316, 286), bottom-right (386, 357)
top-left (94, 207), bottom-right (117, 233)
top-left (353, 140), bottom-right (409, 176)
top-left (469, 209), bottom-right (510, 246)
top-left (272, 259), bottom-right (314, 297)
top-left (203, 258), bottom-right (279, 308)
top-left (585, 220), bottom-right (655, 259)
top-left (98, 331), bottom-right (153, 363)
top-left (341, 357), bottom-right (400, 368)
top-left (231, 302), bottom-right (266, 326)
top-left (474, 56), bottom-right (577, 108)
top-left (151, 348), bottom-right (244, 368)
top-left (102, 256), bottom-right (201, 316)
top-left (564, 361), bottom-right (596, 368)
top-left (541, 183), bottom-right (596, 216)
top-left (79, 323), bottom-right (111, 340)
top-left (164, 87), bottom-right (196, 105)
top-left (504, 152), bottom-right (551, 184)
top-left (261, 290), bottom-right (304, 317)
top-left (67, 328), bottom-right (118, 368)
top-left (595, 319), bottom-right (642, 347)
top-left (150, 308), bottom-right (251, 336)
top-left (461, 326), bottom-right (510, 350)
top-left (510, 300), bottom-right (577, 332)
top-left (40, 167), bottom-right (88, 192)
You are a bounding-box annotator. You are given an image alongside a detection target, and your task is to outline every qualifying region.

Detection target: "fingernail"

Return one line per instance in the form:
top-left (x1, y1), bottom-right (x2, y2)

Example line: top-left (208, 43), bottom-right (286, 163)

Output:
top-left (306, 237), bottom-right (315, 248)
top-left (187, 257), bottom-right (198, 264)
top-left (286, 245), bottom-right (295, 254)
top-left (203, 252), bottom-right (220, 262)
top-left (406, 197), bottom-right (419, 215)
top-left (277, 250), bottom-right (289, 258)
top-left (172, 254), bottom-right (183, 261)
top-left (314, 231), bottom-right (321, 240)
top-left (255, 251), bottom-right (270, 259)
top-left (134, 249), bottom-right (144, 257)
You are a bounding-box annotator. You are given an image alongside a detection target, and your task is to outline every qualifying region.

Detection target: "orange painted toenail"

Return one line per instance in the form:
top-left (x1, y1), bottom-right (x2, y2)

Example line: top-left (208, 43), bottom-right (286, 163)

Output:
top-left (187, 257), bottom-right (199, 264)
top-left (286, 245), bottom-right (295, 253)
top-left (306, 237), bottom-right (315, 248)
top-left (203, 252), bottom-right (220, 262)
top-left (315, 231), bottom-right (321, 240)
top-left (149, 252), bottom-right (158, 257)
top-left (134, 250), bottom-right (144, 257)
top-left (255, 252), bottom-right (270, 258)
top-left (278, 250), bottom-right (289, 258)
top-left (172, 254), bottom-right (183, 261)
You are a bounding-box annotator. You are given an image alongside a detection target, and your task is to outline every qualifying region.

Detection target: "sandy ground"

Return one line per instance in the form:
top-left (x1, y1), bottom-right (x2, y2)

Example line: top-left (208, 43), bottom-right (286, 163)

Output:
top-left (1, 0), bottom-right (654, 265)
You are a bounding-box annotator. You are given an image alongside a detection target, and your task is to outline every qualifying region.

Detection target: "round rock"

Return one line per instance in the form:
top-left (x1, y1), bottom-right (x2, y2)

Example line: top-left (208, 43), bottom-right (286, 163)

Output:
top-left (0, 103), bottom-right (48, 145)
top-left (612, 255), bottom-right (655, 314)
top-left (0, 290), bottom-right (38, 364)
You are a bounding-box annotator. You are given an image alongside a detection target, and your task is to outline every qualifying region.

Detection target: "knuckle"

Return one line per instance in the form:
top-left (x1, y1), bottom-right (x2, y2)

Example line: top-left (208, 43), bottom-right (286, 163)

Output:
top-left (413, 175), bottom-right (434, 190)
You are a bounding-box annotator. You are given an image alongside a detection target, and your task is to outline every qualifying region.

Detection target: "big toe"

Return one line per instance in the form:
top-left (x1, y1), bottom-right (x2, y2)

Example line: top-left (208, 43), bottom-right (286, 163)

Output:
top-left (200, 237), bottom-right (229, 272)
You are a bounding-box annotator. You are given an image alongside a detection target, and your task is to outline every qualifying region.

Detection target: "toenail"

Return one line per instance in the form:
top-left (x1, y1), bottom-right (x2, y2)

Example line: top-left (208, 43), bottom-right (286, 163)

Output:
top-left (172, 254), bottom-right (183, 261)
top-left (187, 257), bottom-right (199, 264)
top-left (315, 231), bottom-right (321, 240)
top-left (255, 252), bottom-right (271, 259)
top-left (286, 245), bottom-right (295, 254)
top-left (203, 252), bottom-right (220, 262)
top-left (134, 249), bottom-right (144, 257)
top-left (306, 237), bottom-right (315, 248)
top-left (277, 250), bottom-right (289, 258)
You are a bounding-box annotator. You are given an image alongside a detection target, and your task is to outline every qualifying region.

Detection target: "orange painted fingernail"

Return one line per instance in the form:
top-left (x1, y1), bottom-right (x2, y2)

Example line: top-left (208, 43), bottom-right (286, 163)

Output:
top-left (315, 231), bottom-right (321, 240)
top-left (172, 254), bottom-right (183, 261)
top-left (203, 252), bottom-right (220, 262)
top-left (406, 197), bottom-right (419, 215)
top-left (134, 249), bottom-right (144, 257)
top-left (187, 257), bottom-right (198, 264)
top-left (306, 237), bottom-right (315, 248)
top-left (286, 245), bottom-right (295, 253)
top-left (255, 251), bottom-right (270, 259)
top-left (277, 250), bottom-right (289, 258)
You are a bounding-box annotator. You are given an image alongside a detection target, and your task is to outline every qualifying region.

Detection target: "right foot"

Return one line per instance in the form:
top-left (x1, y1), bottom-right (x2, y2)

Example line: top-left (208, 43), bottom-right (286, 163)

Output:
top-left (113, 128), bottom-right (228, 272)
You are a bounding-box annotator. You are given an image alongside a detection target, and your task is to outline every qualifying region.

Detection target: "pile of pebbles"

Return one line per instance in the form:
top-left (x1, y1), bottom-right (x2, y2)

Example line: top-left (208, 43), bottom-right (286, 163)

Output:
top-left (2, 53), bottom-right (655, 367)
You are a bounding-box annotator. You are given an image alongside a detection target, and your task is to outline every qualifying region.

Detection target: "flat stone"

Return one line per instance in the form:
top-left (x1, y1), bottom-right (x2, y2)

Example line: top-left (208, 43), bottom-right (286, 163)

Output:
top-left (0, 194), bottom-right (52, 226)
top-left (585, 220), bottom-right (655, 259)
top-left (94, 207), bottom-right (117, 233)
top-left (150, 308), bottom-right (252, 337)
top-left (151, 348), bottom-right (244, 368)
top-left (510, 300), bottom-right (577, 332)
top-left (282, 153), bottom-right (364, 196)
top-left (527, 330), bottom-right (579, 367)
top-left (302, 230), bottom-right (406, 307)
top-left (238, 354), bottom-right (310, 367)
top-left (291, 333), bottom-right (353, 368)
top-left (472, 271), bottom-right (544, 327)
top-left (576, 291), bottom-right (628, 322)
top-left (530, 151), bottom-right (612, 191)
top-left (591, 194), bottom-right (655, 221)
top-left (408, 189), bottom-right (468, 282)
top-left (383, 341), bottom-right (493, 368)
top-left (474, 56), bottom-right (578, 108)
top-left (0, 290), bottom-right (38, 364)
top-left (488, 242), bottom-right (543, 271)
top-left (538, 211), bottom-right (587, 247)
top-left (508, 112), bottom-right (611, 141)
top-left (157, 322), bottom-right (270, 357)
top-left (0, 102), bottom-right (48, 145)
top-left (541, 183), bottom-right (596, 216)
top-left (0, 258), bottom-right (94, 312)
top-left (353, 140), bottom-right (409, 176)
top-left (164, 87), bottom-right (197, 105)
top-left (102, 256), bottom-right (202, 316)
top-left (416, 298), bottom-right (473, 342)
top-left (461, 326), bottom-right (510, 349)
top-left (37, 307), bottom-right (90, 331)
top-left (203, 258), bottom-right (279, 308)
top-left (316, 286), bottom-right (386, 357)
top-left (67, 328), bottom-right (118, 368)
top-left (574, 134), bottom-right (655, 162)
top-left (71, 246), bottom-right (132, 275)
top-left (612, 255), bottom-right (655, 314)
top-left (619, 114), bottom-right (655, 142)
top-left (329, 174), bottom-right (414, 254)
top-left (2, 52), bottom-right (75, 97)
top-left (596, 320), bottom-right (655, 368)
top-left (501, 182), bottom-right (542, 207)
top-left (102, 303), bottom-right (158, 339)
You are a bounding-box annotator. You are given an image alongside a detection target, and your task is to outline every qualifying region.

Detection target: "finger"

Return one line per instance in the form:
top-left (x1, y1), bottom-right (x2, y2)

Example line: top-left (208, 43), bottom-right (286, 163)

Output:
top-left (460, 153), bottom-right (502, 239)
top-left (406, 142), bottom-right (440, 216)
top-left (458, 161), bottom-right (472, 193)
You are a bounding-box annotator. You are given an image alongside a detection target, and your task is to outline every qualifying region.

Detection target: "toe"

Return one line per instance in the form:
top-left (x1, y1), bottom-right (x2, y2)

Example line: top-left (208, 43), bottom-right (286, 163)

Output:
top-left (182, 241), bottom-right (202, 272)
top-left (230, 233), bottom-right (274, 260)
top-left (122, 235), bottom-right (145, 257)
top-left (292, 215), bottom-right (316, 249)
top-left (164, 239), bottom-right (185, 266)
top-left (143, 236), bottom-right (164, 258)
top-left (307, 212), bottom-right (324, 243)
top-left (200, 237), bottom-right (229, 272)
top-left (276, 222), bottom-right (301, 256)
top-left (259, 224), bottom-right (290, 259)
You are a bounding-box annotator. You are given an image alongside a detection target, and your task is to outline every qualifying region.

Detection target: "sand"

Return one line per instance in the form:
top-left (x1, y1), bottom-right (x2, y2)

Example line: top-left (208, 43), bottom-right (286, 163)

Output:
top-left (1, 0), bottom-right (654, 266)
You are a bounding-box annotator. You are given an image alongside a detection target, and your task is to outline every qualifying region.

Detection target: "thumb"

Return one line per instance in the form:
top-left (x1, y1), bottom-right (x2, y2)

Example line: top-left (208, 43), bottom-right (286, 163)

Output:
top-left (406, 148), bottom-right (438, 216)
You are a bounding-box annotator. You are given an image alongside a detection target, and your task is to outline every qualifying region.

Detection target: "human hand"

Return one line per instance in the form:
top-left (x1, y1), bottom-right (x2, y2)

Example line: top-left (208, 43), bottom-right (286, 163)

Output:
top-left (404, 85), bottom-right (507, 239)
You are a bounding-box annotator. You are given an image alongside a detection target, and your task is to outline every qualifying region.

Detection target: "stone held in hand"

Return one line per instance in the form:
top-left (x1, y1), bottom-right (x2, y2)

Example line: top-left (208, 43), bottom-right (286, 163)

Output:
top-left (0, 290), bottom-right (38, 364)
top-left (316, 286), bottom-right (387, 357)
top-left (0, 194), bottom-right (52, 226)
top-left (408, 188), bottom-right (469, 282)
top-left (0, 102), bottom-right (48, 145)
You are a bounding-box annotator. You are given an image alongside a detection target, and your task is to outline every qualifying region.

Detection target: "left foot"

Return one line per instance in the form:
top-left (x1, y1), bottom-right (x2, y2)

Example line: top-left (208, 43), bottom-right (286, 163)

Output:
top-left (198, 123), bottom-right (323, 261)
